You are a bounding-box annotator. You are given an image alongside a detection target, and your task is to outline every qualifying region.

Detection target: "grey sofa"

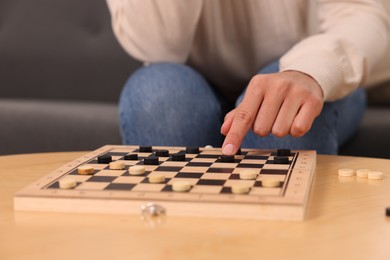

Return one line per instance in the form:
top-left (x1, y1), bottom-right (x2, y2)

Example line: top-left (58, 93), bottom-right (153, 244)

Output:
top-left (1, 0), bottom-right (389, 158)
top-left (0, 0), bottom-right (138, 154)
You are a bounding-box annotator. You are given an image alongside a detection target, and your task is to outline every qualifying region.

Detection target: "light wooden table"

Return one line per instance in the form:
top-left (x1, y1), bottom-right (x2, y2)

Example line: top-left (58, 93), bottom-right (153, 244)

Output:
top-left (0, 152), bottom-right (389, 260)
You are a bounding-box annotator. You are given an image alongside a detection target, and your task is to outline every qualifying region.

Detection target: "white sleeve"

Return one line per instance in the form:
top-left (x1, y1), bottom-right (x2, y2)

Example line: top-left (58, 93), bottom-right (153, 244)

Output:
top-left (106, 0), bottom-right (203, 63)
top-left (280, 0), bottom-right (390, 101)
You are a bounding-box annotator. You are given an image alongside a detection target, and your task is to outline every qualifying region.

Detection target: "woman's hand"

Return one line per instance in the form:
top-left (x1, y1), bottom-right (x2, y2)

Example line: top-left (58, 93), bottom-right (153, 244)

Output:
top-left (221, 70), bottom-right (324, 155)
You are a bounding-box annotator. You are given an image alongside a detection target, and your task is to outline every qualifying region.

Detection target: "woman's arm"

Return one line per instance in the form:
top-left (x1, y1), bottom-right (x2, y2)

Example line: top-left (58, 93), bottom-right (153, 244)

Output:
top-left (280, 0), bottom-right (390, 101)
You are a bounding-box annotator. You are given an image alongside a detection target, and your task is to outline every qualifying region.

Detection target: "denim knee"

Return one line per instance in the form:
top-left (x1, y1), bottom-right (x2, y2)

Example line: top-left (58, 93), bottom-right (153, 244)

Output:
top-left (118, 63), bottom-right (225, 146)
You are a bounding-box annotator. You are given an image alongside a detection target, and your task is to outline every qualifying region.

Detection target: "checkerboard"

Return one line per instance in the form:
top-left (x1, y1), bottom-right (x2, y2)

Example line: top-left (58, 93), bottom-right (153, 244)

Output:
top-left (14, 145), bottom-right (317, 220)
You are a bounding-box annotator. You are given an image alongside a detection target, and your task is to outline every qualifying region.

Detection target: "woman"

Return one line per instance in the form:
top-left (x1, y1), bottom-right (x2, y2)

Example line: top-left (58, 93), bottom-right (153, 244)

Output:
top-left (106, 0), bottom-right (389, 155)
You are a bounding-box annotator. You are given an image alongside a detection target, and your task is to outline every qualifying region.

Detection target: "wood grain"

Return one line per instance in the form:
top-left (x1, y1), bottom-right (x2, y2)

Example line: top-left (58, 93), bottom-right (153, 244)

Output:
top-left (1, 152), bottom-right (389, 260)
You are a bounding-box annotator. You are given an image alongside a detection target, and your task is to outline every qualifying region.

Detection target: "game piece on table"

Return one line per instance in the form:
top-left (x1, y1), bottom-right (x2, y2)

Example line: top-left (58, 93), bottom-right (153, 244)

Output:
top-left (155, 150), bottom-right (169, 157)
top-left (124, 154), bottom-right (138, 160)
top-left (148, 174), bottom-right (166, 184)
top-left (239, 169), bottom-right (257, 180)
top-left (129, 165), bottom-right (145, 175)
top-left (109, 161), bottom-right (126, 170)
top-left (205, 145), bottom-right (213, 148)
top-left (220, 155), bottom-right (234, 163)
top-left (14, 145), bottom-right (317, 221)
top-left (171, 152), bottom-right (186, 161)
top-left (231, 184), bottom-right (250, 194)
top-left (261, 178), bottom-right (280, 188)
top-left (172, 181), bottom-right (191, 192)
top-left (141, 203), bottom-right (166, 218)
top-left (77, 165), bottom-right (94, 175)
top-left (274, 156), bottom-right (289, 164)
top-left (98, 154), bottom-right (112, 164)
top-left (356, 169), bottom-right (371, 178)
top-left (277, 149), bottom-right (291, 156)
top-left (186, 147), bottom-right (200, 154)
top-left (367, 171), bottom-right (384, 180)
top-left (59, 178), bottom-right (76, 189)
top-left (338, 169), bottom-right (354, 177)
top-left (139, 146), bottom-right (152, 152)
top-left (144, 156), bottom-right (159, 165)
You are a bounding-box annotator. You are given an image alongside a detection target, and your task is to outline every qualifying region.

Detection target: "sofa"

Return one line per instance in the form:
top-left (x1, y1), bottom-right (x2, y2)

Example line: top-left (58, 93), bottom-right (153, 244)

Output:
top-left (1, 0), bottom-right (389, 158)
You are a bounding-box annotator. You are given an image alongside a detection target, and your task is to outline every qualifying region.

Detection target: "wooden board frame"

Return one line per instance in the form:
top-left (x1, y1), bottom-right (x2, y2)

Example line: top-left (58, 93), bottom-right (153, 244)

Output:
top-left (14, 145), bottom-right (317, 221)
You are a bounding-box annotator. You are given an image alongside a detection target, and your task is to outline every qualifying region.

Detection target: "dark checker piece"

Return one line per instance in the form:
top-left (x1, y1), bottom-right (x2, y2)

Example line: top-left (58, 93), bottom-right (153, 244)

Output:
top-left (277, 149), bottom-right (291, 156)
top-left (97, 155), bottom-right (112, 164)
top-left (171, 152), bottom-right (186, 161)
top-left (139, 146), bottom-right (153, 152)
top-left (274, 156), bottom-right (289, 164)
top-left (155, 150), bottom-right (169, 157)
top-left (186, 147), bottom-right (200, 154)
top-left (144, 156), bottom-right (159, 165)
top-left (220, 155), bottom-right (235, 163)
top-left (124, 154), bottom-right (138, 160)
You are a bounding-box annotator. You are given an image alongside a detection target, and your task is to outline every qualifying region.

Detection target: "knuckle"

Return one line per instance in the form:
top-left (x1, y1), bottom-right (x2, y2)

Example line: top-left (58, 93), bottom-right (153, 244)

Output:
top-left (293, 87), bottom-right (307, 97)
top-left (251, 74), bottom-right (264, 85)
top-left (272, 127), bottom-right (287, 138)
top-left (275, 74), bottom-right (292, 86)
top-left (253, 126), bottom-right (269, 137)
top-left (235, 110), bottom-right (253, 125)
top-left (248, 76), bottom-right (265, 96)
top-left (224, 110), bottom-right (234, 121)
top-left (289, 85), bottom-right (308, 97)
top-left (308, 93), bottom-right (321, 103)
top-left (272, 80), bottom-right (293, 96)
top-left (291, 124), bottom-right (309, 137)
top-left (278, 77), bottom-right (291, 88)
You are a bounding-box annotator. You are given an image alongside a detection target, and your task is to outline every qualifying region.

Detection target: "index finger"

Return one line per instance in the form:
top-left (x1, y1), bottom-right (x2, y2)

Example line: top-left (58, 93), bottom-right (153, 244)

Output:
top-left (222, 81), bottom-right (264, 155)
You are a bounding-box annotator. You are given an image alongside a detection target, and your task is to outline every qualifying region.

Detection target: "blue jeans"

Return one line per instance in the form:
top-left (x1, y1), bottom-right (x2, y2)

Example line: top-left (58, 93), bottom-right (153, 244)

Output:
top-left (119, 62), bottom-right (366, 154)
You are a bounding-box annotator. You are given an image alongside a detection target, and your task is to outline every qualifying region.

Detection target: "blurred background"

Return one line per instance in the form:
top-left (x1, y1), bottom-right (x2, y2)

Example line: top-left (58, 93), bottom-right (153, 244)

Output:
top-left (0, 0), bottom-right (389, 158)
top-left (0, 0), bottom-right (140, 155)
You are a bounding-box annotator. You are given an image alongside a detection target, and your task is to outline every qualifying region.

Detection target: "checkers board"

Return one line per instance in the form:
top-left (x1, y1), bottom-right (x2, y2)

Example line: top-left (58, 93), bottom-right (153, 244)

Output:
top-left (14, 145), bottom-right (317, 220)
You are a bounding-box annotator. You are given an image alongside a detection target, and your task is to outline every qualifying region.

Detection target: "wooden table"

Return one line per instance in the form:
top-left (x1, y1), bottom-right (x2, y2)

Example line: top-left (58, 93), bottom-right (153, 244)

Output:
top-left (0, 152), bottom-right (389, 260)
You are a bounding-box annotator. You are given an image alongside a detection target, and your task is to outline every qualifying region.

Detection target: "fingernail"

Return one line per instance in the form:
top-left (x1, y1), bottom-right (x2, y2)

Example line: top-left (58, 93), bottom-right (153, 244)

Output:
top-left (222, 144), bottom-right (235, 155)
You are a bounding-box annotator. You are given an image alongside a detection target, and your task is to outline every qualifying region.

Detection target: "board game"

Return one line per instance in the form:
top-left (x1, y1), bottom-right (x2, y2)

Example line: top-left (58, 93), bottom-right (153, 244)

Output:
top-left (14, 145), bottom-right (317, 221)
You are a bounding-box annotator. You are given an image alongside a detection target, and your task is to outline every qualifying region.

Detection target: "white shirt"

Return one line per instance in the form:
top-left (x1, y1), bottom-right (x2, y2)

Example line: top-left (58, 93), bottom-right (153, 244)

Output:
top-left (106, 0), bottom-right (389, 101)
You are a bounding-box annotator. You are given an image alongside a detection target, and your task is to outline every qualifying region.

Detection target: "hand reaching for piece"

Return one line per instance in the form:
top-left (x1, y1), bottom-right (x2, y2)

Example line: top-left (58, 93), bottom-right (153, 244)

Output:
top-left (221, 70), bottom-right (324, 155)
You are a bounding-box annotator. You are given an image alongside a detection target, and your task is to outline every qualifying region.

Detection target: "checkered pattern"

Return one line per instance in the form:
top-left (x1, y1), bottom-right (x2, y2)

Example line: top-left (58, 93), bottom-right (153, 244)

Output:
top-left (48, 147), bottom-right (297, 196)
